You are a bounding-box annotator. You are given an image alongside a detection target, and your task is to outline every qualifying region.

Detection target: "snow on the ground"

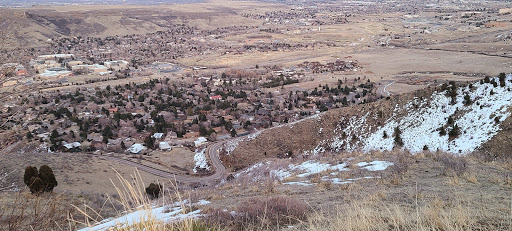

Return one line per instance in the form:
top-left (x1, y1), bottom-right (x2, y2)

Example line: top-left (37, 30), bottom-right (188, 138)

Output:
top-left (357, 161), bottom-right (394, 171)
top-left (322, 176), bottom-right (376, 185)
top-left (78, 200), bottom-right (210, 231)
top-left (247, 130), bottom-right (262, 140)
top-left (236, 159), bottom-right (391, 187)
top-left (223, 138), bottom-right (241, 155)
top-left (233, 160), bottom-right (348, 181)
top-left (193, 148), bottom-right (210, 173)
top-left (307, 74), bottom-right (512, 155)
top-left (282, 180), bottom-right (313, 186)
top-left (292, 161), bottom-right (349, 178)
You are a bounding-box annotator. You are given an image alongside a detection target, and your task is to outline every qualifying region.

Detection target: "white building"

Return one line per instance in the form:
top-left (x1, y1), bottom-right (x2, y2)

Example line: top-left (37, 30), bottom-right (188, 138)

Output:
top-left (194, 137), bottom-right (208, 147)
top-left (127, 144), bottom-right (147, 154)
top-left (159, 142), bottom-right (172, 151)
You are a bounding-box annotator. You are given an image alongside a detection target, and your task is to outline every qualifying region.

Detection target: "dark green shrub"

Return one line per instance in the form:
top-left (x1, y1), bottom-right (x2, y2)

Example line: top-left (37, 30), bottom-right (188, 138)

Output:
top-left (24, 166), bottom-right (38, 187)
top-left (145, 183), bottom-right (163, 199)
top-left (449, 124), bottom-right (460, 139)
top-left (29, 177), bottom-right (45, 195)
top-left (38, 165), bottom-right (58, 192)
top-left (394, 127), bottom-right (403, 146)
top-left (499, 73), bottom-right (506, 87)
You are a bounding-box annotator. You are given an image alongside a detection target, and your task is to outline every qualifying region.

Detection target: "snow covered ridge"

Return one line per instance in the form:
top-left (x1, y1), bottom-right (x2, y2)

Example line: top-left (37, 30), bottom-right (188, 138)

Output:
top-left (78, 200), bottom-right (210, 231)
top-left (309, 74), bottom-right (512, 155)
top-left (193, 148), bottom-right (210, 173)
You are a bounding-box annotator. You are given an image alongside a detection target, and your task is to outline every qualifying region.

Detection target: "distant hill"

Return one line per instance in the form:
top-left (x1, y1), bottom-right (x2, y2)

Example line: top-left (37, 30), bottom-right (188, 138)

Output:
top-left (0, 0), bottom-right (204, 7)
top-left (224, 74), bottom-right (512, 169)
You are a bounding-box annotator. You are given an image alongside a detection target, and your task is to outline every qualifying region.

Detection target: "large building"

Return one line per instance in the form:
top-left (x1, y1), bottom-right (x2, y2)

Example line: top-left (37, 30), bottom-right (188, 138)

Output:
top-left (104, 60), bottom-right (129, 71)
top-left (71, 64), bottom-right (108, 74)
top-left (36, 67), bottom-right (73, 81)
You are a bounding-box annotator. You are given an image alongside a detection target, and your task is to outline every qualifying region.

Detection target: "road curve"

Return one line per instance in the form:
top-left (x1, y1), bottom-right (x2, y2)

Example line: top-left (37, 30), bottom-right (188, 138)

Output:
top-left (92, 141), bottom-right (229, 186)
top-left (377, 80), bottom-right (394, 97)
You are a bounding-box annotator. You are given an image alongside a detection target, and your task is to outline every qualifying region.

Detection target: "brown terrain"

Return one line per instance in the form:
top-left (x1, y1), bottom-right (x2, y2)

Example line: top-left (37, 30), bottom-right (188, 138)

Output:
top-left (1, 0), bottom-right (512, 230)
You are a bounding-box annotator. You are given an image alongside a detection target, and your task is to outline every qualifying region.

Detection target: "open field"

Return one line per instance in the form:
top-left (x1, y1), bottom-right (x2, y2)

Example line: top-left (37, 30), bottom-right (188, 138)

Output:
top-left (0, 142), bottom-right (171, 195)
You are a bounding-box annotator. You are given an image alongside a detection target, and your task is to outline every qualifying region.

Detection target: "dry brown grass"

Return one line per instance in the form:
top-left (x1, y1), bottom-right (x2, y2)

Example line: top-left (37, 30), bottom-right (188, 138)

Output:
top-left (0, 191), bottom-right (77, 231)
top-left (70, 170), bottom-right (219, 231)
top-left (302, 194), bottom-right (511, 231)
top-left (203, 196), bottom-right (309, 230)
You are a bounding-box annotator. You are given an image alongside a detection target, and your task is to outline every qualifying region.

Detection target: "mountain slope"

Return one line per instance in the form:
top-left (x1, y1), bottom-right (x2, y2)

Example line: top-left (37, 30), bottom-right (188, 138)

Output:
top-left (224, 74), bottom-right (512, 169)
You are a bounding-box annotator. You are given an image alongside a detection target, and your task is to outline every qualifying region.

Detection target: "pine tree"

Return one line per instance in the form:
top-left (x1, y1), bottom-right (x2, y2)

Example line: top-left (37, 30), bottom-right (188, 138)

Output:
top-left (29, 177), bottom-right (45, 195)
top-left (449, 124), bottom-right (460, 139)
top-left (499, 73), bottom-right (506, 87)
top-left (24, 166), bottom-right (39, 186)
top-left (199, 125), bottom-right (208, 137)
top-left (439, 127), bottom-right (447, 136)
top-left (394, 127), bottom-right (403, 146)
top-left (26, 131), bottom-right (33, 139)
top-left (144, 135), bottom-right (155, 149)
top-left (38, 165), bottom-right (58, 192)
top-left (463, 94), bottom-right (472, 106)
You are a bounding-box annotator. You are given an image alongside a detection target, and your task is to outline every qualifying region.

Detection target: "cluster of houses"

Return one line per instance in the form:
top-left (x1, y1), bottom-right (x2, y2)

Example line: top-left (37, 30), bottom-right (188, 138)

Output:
top-left (26, 53), bottom-right (130, 81)
top-left (1, 63), bottom-right (29, 87)
top-left (5, 61), bottom-right (379, 155)
top-left (298, 59), bottom-right (359, 74)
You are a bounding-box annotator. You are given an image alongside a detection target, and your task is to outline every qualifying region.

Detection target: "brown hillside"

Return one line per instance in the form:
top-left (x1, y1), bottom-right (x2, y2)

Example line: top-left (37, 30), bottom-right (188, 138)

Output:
top-left (224, 88), bottom-right (436, 170)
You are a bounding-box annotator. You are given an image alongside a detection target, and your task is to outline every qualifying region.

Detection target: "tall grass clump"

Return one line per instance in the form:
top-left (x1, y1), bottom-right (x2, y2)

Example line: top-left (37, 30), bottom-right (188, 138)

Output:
top-left (71, 169), bottom-right (219, 231)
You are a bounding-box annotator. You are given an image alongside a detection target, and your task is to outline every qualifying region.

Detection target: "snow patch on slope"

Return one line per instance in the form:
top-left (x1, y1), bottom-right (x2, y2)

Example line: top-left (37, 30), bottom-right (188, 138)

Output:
top-left (78, 200), bottom-right (210, 231)
top-left (357, 161), bottom-right (394, 171)
top-left (193, 148), bottom-right (210, 173)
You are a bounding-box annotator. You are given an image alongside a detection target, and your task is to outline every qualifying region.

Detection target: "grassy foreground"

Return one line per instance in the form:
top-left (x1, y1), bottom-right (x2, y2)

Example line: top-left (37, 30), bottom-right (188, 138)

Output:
top-left (1, 151), bottom-right (512, 230)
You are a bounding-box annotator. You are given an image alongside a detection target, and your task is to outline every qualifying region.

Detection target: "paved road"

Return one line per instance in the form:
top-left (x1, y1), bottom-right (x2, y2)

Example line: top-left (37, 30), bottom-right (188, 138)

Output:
top-left (0, 139), bottom-right (230, 186)
top-left (376, 80), bottom-right (394, 97)
top-left (93, 141), bottom-right (228, 186)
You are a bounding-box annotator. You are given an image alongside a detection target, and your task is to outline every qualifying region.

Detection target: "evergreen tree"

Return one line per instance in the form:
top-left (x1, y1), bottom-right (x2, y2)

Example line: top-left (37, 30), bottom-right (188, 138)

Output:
top-left (50, 129), bottom-right (59, 145)
top-left (394, 127), bottom-right (403, 146)
top-left (439, 127), bottom-right (447, 136)
top-left (463, 94), bottom-right (472, 106)
top-left (144, 135), bottom-right (155, 149)
top-left (499, 73), bottom-right (506, 87)
top-left (102, 126), bottom-right (113, 140)
top-left (38, 165), bottom-right (58, 192)
top-left (199, 125), bottom-right (208, 137)
top-left (23, 166), bottom-right (38, 186)
top-left (29, 177), bottom-right (45, 195)
top-left (449, 124), bottom-right (460, 139)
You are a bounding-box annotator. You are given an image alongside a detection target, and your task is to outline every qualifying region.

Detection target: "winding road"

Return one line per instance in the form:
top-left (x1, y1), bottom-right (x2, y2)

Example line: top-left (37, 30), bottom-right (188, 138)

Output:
top-left (376, 80), bottom-right (394, 97)
top-left (94, 141), bottom-right (228, 186)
